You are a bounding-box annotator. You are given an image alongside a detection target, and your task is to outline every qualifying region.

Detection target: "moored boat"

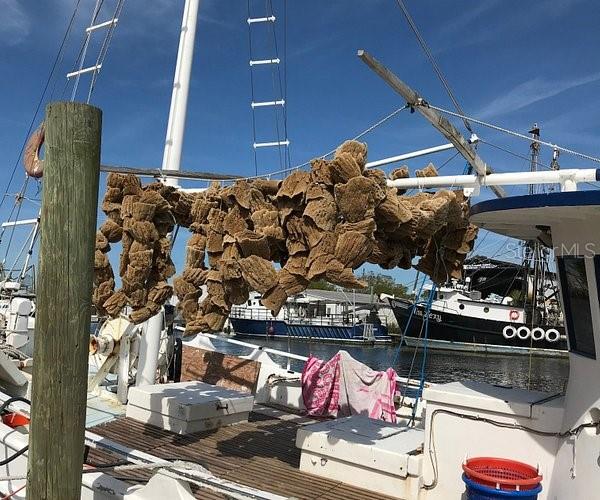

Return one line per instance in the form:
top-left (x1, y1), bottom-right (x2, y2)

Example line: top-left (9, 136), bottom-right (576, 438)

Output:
top-left (230, 290), bottom-right (393, 344)
top-left (389, 279), bottom-right (567, 356)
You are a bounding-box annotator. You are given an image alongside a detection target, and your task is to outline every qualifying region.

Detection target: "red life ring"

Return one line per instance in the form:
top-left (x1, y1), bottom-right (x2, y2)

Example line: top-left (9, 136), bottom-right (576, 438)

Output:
top-left (509, 310), bottom-right (519, 321)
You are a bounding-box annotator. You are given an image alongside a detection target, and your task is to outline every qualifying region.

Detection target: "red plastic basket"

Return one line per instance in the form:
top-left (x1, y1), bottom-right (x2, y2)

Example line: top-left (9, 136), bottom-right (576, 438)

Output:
top-left (2, 412), bottom-right (30, 428)
top-left (463, 457), bottom-right (542, 491)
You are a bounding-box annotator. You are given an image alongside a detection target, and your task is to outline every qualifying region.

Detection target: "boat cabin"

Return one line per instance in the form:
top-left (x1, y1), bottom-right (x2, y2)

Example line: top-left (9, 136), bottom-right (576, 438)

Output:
top-left (295, 191), bottom-right (600, 499)
top-left (427, 190), bottom-right (600, 499)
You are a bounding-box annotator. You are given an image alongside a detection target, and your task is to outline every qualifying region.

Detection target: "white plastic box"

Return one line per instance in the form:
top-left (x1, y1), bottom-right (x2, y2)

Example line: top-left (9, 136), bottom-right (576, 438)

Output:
top-left (126, 381), bottom-right (254, 434)
top-left (296, 415), bottom-right (424, 498)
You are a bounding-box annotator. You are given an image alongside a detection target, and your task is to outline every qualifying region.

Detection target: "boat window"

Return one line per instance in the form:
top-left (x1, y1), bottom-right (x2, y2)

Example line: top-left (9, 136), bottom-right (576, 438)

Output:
top-left (558, 256), bottom-right (596, 359)
top-left (459, 304), bottom-right (465, 310)
top-left (307, 303), bottom-right (326, 318)
top-left (484, 307), bottom-right (489, 313)
top-left (439, 294), bottom-right (444, 300)
top-left (247, 300), bottom-right (252, 306)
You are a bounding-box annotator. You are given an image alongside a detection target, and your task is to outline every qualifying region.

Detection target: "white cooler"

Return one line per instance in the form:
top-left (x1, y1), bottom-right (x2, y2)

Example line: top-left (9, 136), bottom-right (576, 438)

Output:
top-left (126, 381), bottom-right (255, 434)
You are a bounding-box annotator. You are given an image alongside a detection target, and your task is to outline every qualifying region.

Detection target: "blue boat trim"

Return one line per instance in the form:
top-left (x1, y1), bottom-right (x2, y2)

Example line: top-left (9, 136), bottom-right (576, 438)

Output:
top-left (470, 190), bottom-right (600, 217)
top-left (230, 317), bottom-right (391, 343)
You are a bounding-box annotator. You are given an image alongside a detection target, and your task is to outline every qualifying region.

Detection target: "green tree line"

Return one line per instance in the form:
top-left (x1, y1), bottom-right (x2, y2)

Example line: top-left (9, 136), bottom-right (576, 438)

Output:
top-left (308, 271), bottom-right (410, 299)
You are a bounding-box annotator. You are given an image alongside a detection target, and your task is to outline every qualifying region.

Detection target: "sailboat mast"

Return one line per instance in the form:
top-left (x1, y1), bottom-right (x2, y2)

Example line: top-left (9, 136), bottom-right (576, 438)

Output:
top-left (161, 0), bottom-right (201, 187)
top-left (526, 123), bottom-right (547, 325)
top-left (138, 1), bottom-right (201, 388)
top-left (528, 123), bottom-right (541, 195)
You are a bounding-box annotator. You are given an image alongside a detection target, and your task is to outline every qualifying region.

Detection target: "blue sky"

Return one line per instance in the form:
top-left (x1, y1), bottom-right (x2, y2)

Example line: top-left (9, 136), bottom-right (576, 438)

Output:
top-left (1, 0), bottom-right (599, 286)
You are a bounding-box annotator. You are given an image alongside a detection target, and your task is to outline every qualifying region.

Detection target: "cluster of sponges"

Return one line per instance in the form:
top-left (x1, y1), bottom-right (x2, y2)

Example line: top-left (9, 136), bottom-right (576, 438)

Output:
top-left (93, 141), bottom-right (477, 331)
top-left (92, 173), bottom-right (193, 323)
top-left (174, 140), bottom-right (477, 335)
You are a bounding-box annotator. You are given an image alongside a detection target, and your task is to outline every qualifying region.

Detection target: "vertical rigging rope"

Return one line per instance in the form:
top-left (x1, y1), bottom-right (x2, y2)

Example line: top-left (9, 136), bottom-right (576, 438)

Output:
top-left (392, 276), bottom-right (426, 369)
top-left (395, 0), bottom-right (473, 134)
top-left (246, 0), bottom-right (259, 176)
top-left (283, 0), bottom-right (290, 168)
top-left (410, 283), bottom-right (436, 424)
top-left (86, 0), bottom-right (127, 103)
top-left (0, 0), bottom-right (83, 213)
top-left (266, 0), bottom-right (291, 170)
top-left (70, 0), bottom-right (105, 101)
top-left (246, 0), bottom-right (290, 176)
top-left (1, 178), bottom-right (30, 268)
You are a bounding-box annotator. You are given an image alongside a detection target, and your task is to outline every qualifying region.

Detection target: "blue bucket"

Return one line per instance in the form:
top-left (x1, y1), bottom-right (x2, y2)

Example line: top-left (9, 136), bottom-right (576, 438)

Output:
top-left (463, 474), bottom-right (542, 500)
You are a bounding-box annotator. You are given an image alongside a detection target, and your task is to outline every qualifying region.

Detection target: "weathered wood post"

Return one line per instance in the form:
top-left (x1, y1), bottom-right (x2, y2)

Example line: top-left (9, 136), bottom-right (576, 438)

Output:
top-left (27, 102), bottom-right (101, 499)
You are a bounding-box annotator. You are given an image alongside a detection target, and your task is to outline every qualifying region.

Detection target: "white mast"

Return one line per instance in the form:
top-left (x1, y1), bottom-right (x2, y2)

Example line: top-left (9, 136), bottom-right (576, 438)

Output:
top-left (137, 0), bottom-right (201, 388)
top-left (161, 0), bottom-right (201, 187)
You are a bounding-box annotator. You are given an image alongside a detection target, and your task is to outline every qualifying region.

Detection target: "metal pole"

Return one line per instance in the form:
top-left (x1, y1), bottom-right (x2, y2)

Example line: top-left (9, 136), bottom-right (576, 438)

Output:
top-left (161, 0), bottom-right (201, 187)
top-left (28, 102), bottom-right (101, 499)
top-left (386, 169), bottom-right (599, 192)
top-left (529, 124), bottom-right (541, 195)
top-left (365, 139), bottom-right (476, 169)
top-left (18, 219), bottom-right (40, 283)
top-left (136, 312), bottom-right (163, 387)
top-left (357, 49), bottom-right (507, 198)
top-left (139, 0), bottom-right (201, 388)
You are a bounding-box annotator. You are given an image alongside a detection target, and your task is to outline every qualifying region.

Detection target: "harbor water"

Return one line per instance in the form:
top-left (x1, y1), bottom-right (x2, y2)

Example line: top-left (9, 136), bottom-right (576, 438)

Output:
top-left (210, 336), bottom-right (569, 393)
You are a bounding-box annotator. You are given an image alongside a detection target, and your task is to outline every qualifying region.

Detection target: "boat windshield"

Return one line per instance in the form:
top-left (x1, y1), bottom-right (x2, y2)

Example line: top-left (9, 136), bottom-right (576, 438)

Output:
top-left (558, 256), bottom-right (596, 359)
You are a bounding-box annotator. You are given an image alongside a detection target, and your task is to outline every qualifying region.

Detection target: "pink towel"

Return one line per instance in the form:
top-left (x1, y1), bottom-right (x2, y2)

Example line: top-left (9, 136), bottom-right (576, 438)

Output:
top-left (301, 350), bottom-right (397, 423)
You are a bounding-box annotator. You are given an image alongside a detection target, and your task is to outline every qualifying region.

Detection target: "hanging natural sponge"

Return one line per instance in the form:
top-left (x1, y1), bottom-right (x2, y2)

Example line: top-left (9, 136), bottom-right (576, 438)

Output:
top-left (335, 231), bottom-right (373, 269)
top-left (261, 285), bottom-right (288, 316)
top-left (277, 171), bottom-right (310, 200)
top-left (335, 176), bottom-right (386, 222)
top-left (304, 200), bottom-right (336, 232)
top-left (239, 256), bottom-right (278, 293)
top-left (330, 153), bottom-right (362, 184)
top-left (236, 230), bottom-right (271, 260)
top-left (415, 163), bottom-right (438, 178)
top-left (310, 158), bottom-right (335, 186)
top-left (95, 139), bottom-right (478, 335)
top-left (336, 140), bottom-right (368, 168)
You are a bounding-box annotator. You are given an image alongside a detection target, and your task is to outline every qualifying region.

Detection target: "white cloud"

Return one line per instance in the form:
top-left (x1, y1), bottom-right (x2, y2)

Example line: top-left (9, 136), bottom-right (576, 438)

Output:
top-left (0, 0), bottom-right (30, 45)
top-left (436, 0), bottom-right (586, 55)
top-left (476, 72), bottom-right (600, 118)
top-left (118, 0), bottom-right (238, 38)
top-left (438, 1), bottom-right (500, 39)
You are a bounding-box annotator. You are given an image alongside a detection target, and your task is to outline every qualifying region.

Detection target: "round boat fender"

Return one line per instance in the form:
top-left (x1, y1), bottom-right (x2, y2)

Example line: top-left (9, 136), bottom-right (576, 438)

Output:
top-left (509, 310), bottom-right (520, 321)
top-left (516, 326), bottom-right (531, 340)
top-left (23, 123), bottom-right (45, 178)
top-left (502, 325), bottom-right (517, 339)
top-left (267, 324), bottom-right (275, 336)
top-left (545, 328), bottom-right (560, 343)
top-left (531, 327), bottom-right (546, 342)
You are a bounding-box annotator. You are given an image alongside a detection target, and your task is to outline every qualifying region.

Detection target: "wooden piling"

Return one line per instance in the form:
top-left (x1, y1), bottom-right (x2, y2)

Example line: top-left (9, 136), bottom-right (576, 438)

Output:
top-left (27, 102), bottom-right (101, 499)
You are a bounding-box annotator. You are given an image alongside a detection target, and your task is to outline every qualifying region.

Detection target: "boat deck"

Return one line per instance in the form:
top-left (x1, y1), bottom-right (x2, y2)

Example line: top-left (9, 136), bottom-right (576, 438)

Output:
top-left (89, 407), bottom-right (394, 500)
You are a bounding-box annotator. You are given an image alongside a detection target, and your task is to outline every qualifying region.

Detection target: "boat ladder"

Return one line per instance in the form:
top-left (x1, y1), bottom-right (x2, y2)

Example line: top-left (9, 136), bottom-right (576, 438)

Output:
top-left (246, 0), bottom-right (291, 174)
top-left (67, 0), bottom-right (126, 103)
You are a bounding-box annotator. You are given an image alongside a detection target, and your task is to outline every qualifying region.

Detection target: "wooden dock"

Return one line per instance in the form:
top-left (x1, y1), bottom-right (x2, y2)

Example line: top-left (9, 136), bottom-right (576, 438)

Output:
top-left (89, 409), bottom-right (396, 499)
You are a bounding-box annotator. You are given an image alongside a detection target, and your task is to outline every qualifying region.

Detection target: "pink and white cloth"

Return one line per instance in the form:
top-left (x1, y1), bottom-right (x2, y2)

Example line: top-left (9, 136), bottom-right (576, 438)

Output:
top-left (301, 350), bottom-right (397, 423)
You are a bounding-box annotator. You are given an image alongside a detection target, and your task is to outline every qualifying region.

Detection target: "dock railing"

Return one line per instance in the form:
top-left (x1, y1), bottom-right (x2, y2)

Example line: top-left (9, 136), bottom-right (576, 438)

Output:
top-left (229, 306), bottom-right (388, 328)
